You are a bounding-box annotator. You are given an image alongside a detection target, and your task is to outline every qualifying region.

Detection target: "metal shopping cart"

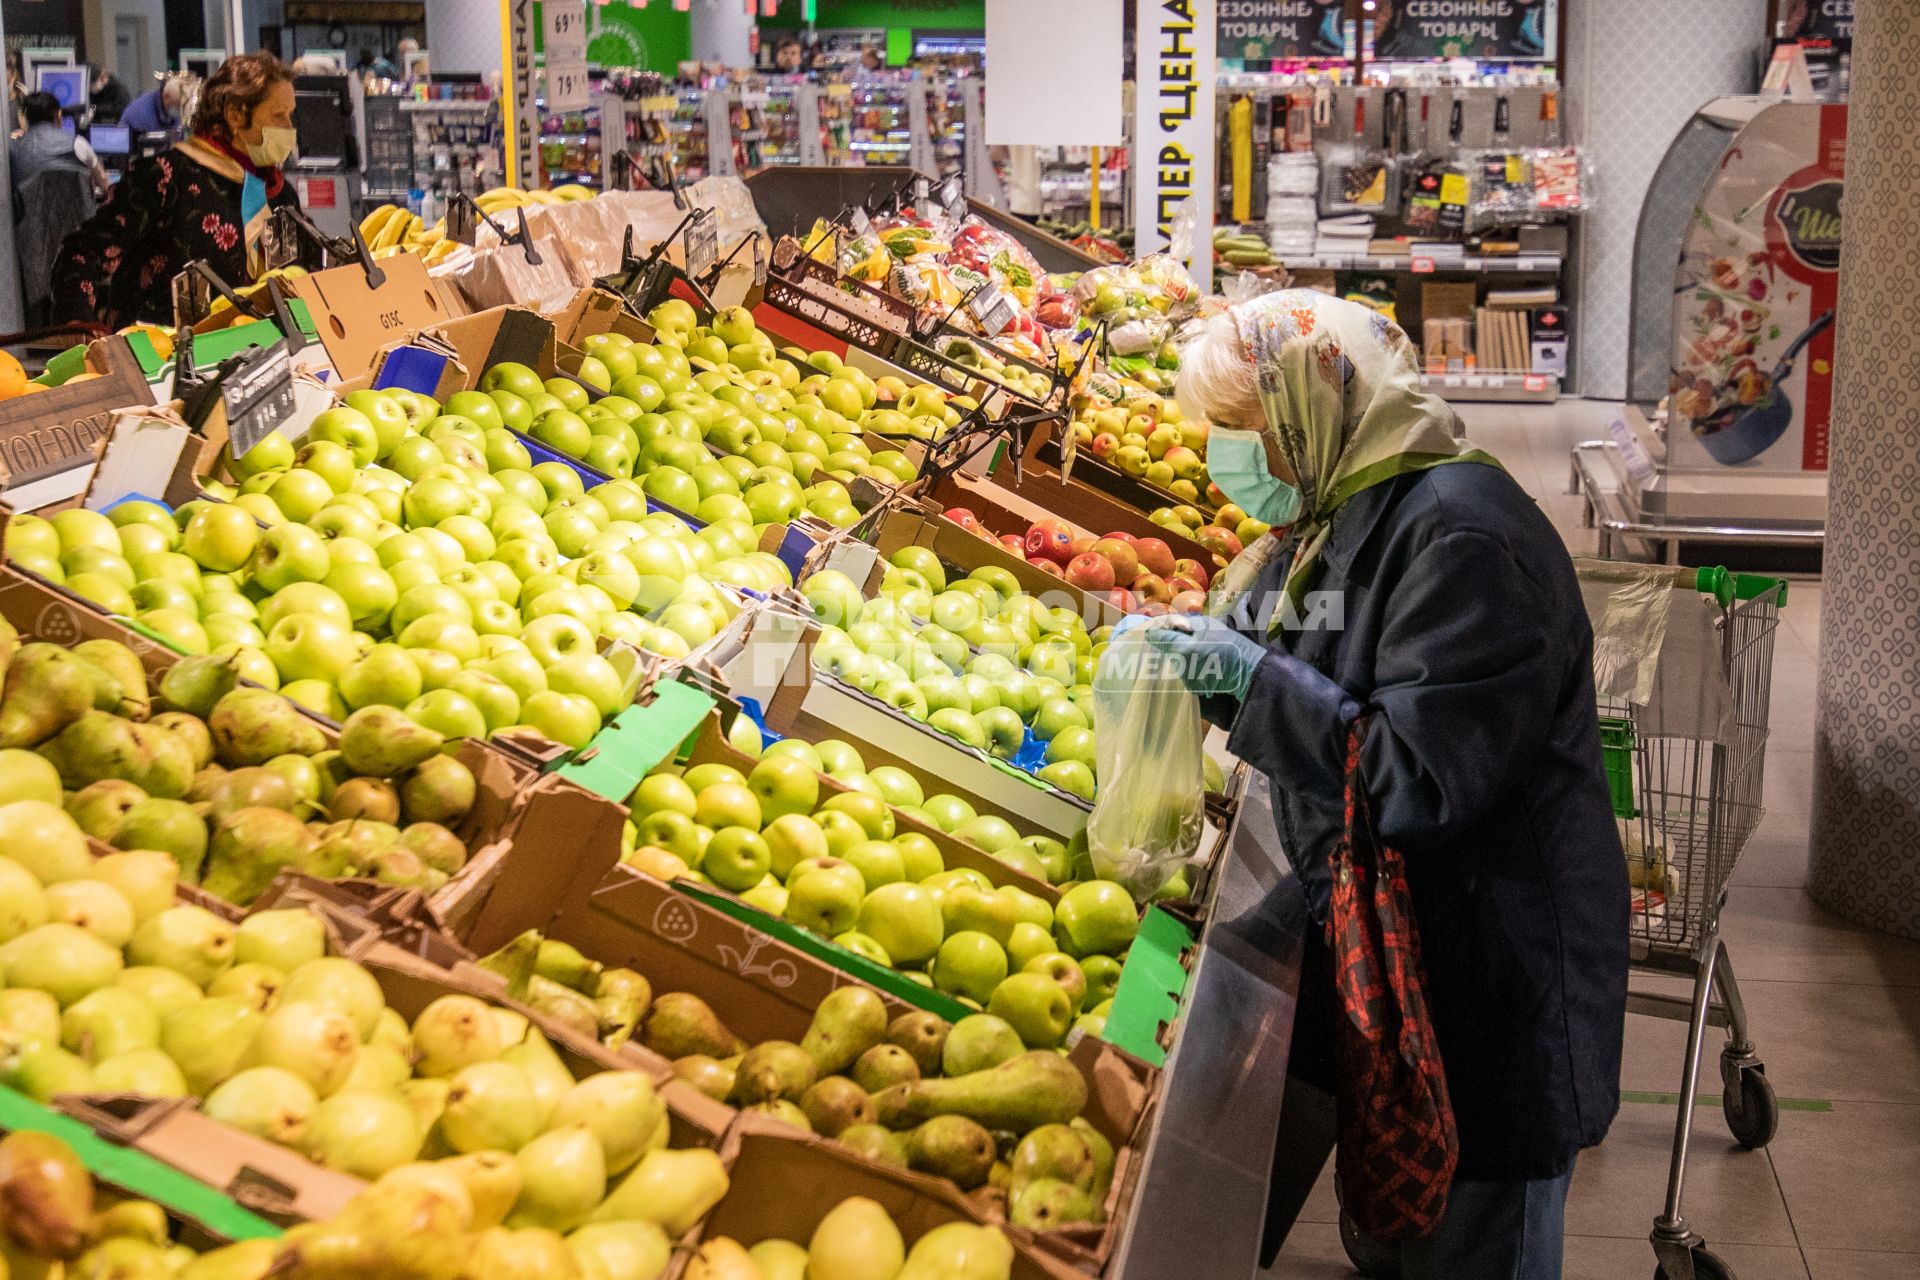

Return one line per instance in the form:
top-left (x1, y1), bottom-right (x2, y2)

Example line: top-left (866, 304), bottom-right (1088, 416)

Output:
top-left (1579, 561), bottom-right (1788, 1280)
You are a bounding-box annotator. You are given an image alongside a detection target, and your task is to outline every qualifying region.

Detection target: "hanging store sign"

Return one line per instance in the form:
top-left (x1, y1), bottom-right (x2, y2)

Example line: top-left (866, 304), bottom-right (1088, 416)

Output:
top-left (543, 0), bottom-right (591, 114)
top-left (1374, 0), bottom-right (1557, 61)
top-left (1786, 0), bottom-right (1853, 42)
top-left (1133, 0), bottom-right (1216, 284)
top-left (1218, 0), bottom-right (1346, 61)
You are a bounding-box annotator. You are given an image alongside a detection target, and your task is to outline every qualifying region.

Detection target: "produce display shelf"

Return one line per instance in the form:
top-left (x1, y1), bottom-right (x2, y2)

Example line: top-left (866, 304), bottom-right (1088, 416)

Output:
top-left (1277, 252), bottom-right (1563, 273)
top-left (1421, 370), bottom-right (1562, 402)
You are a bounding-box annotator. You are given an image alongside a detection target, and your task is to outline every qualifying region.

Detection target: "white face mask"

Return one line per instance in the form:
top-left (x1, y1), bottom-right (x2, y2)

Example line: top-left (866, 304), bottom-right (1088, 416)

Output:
top-left (245, 126), bottom-right (297, 167)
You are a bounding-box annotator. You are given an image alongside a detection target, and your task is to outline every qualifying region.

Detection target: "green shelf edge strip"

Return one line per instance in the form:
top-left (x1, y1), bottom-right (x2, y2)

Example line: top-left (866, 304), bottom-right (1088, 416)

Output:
top-left (0, 1088), bottom-right (282, 1242)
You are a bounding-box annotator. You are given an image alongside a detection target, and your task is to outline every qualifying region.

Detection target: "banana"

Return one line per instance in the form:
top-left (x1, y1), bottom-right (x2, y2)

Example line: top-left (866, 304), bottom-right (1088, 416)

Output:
top-left (359, 204), bottom-right (399, 241)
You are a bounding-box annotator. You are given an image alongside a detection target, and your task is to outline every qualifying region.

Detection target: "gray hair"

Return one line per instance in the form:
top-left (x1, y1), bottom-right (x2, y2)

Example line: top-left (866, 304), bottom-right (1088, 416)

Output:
top-left (1176, 310), bottom-right (1262, 429)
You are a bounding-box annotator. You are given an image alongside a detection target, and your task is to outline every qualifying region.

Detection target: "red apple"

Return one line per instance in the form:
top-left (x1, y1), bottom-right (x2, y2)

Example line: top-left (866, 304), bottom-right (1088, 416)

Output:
top-left (1100, 531), bottom-right (1137, 545)
top-left (1196, 526), bottom-right (1244, 562)
top-left (1206, 482), bottom-right (1228, 506)
top-left (1065, 552), bottom-right (1116, 593)
top-left (1171, 589), bottom-right (1208, 613)
top-left (1133, 536), bottom-right (1175, 579)
top-left (999, 534), bottom-right (1027, 556)
top-left (1090, 537), bottom-right (1140, 586)
top-left (1024, 519), bottom-right (1075, 564)
top-left (1027, 556), bottom-right (1065, 578)
top-left (1132, 572), bottom-right (1173, 606)
top-left (1090, 432), bottom-right (1120, 459)
top-left (1107, 587), bottom-right (1138, 613)
top-left (1137, 600), bottom-right (1170, 617)
top-left (1172, 557), bottom-right (1210, 588)
top-left (1067, 534), bottom-right (1099, 559)
top-left (943, 507), bottom-right (982, 533)
top-left (1167, 575), bottom-right (1205, 597)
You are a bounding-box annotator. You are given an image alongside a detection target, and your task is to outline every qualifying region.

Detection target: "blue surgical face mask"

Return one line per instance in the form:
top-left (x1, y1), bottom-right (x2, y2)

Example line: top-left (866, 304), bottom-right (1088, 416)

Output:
top-left (1207, 427), bottom-right (1302, 526)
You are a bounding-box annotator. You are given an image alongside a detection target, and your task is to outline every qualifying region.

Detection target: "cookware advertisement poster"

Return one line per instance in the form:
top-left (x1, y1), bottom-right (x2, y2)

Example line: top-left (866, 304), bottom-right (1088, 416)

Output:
top-left (1669, 103), bottom-right (1845, 472)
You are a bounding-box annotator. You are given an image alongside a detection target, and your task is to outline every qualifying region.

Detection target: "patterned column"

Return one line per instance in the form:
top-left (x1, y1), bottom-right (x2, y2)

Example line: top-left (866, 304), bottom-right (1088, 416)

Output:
top-left (1810, 1), bottom-right (1920, 939)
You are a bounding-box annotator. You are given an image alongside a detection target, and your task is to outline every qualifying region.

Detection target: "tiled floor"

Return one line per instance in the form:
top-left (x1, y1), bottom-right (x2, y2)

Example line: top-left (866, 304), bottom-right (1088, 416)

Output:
top-left (1265, 399), bottom-right (1920, 1280)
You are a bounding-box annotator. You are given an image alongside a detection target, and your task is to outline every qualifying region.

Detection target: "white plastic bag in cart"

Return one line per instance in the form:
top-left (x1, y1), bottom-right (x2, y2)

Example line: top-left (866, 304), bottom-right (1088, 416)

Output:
top-left (1087, 629), bottom-right (1207, 901)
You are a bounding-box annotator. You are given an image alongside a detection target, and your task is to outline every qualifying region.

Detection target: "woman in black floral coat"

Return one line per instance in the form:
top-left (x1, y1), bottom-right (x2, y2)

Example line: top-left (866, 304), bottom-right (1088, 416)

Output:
top-left (53, 52), bottom-right (304, 328)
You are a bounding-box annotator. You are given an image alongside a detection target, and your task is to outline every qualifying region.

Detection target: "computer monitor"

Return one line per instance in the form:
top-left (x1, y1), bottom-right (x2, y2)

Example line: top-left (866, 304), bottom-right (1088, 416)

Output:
top-left (90, 124), bottom-right (131, 157)
top-left (179, 49), bottom-right (226, 82)
top-left (35, 67), bottom-right (89, 111)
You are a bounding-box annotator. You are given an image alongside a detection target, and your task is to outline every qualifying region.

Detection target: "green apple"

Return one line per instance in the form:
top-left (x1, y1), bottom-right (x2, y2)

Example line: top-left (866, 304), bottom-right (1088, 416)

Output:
top-left (893, 832), bottom-right (943, 882)
top-left (800, 571), bottom-right (865, 628)
top-left (307, 405), bottom-right (380, 466)
top-left (444, 670), bottom-right (521, 731)
top-left (932, 931), bottom-right (1009, 1005)
top-left (813, 740), bottom-right (865, 777)
top-left (762, 739), bottom-right (824, 773)
top-left (747, 755), bottom-right (819, 823)
top-left (941, 883), bottom-right (1019, 947)
top-left (1078, 954), bottom-right (1123, 1007)
top-left (928, 707), bottom-right (989, 752)
top-left (518, 690), bottom-right (599, 747)
top-left (1005, 921), bottom-right (1055, 973)
top-left (339, 643), bottom-right (424, 711)
top-left (633, 772), bottom-right (699, 819)
top-left (971, 706), bottom-right (1026, 760)
top-left (918, 793), bottom-right (977, 833)
top-left (786, 859), bottom-right (866, 935)
top-left (856, 882), bottom-right (943, 966)
top-left (987, 971), bottom-right (1073, 1048)
top-left (872, 677), bottom-right (929, 723)
top-left (1037, 760), bottom-right (1095, 802)
top-left (1053, 881), bottom-right (1140, 958)
top-left (819, 792), bottom-right (894, 841)
top-left (693, 781), bottom-right (761, 832)
top-left (1033, 698), bottom-right (1090, 741)
top-left (181, 503), bottom-right (261, 572)
top-left (249, 523), bottom-right (330, 594)
top-left (704, 827), bottom-right (772, 893)
top-left (263, 612), bottom-right (356, 684)
top-left (546, 653), bottom-right (627, 719)
top-left (842, 840), bottom-right (905, 890)
top-left (522, 614), bottom-right (597, 667)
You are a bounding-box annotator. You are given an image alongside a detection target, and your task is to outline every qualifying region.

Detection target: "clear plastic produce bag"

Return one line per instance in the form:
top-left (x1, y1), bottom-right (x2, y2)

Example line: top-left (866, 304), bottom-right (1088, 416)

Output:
top-left (1087, 629), bottom-right (1207, 901)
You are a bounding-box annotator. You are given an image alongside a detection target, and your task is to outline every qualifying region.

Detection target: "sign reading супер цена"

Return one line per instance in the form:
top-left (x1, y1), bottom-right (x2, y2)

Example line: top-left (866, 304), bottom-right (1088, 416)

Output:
top-left (1134, 0), bottom-right (1216, 285)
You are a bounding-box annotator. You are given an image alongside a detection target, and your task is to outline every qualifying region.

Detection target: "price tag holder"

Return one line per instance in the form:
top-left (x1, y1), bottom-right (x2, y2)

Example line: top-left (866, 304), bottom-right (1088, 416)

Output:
top-left (911, 174), bottom-right (931, 206)
top-left (939, 175), bottom-right (965, 217)
top-left (222, 342), bottom-right (296, 461)
top-left (447, 197), bottom-right (478, 246)
top-left (1523, 374), bottom-right (1548, 393)
top-left (968, 284), bottom-right (1016, 339)
top-left (685, 213), bottom-right (720, 279)
top-left (1410, 256), bottom-right (1436, 274)
top-left (850, 206), bottom-right (873, 236)
top-left (547, 57), bottom-right (590, 115)
top-left (542, 0), bottom-right (587, 60)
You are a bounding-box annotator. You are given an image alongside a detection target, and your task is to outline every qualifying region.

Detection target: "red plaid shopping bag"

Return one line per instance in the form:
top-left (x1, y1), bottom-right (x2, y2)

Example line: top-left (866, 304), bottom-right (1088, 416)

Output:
top-left (1329, 718), bottom-right (1459, 1240)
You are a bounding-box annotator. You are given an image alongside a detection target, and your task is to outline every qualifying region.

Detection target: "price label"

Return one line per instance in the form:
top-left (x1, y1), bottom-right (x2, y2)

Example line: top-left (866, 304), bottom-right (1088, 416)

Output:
top-left (547, 57), bottom-right (590, 114)
top-left (1442, 375), bottom-right (1463, 388)
top-left (968, 284), bottom-right (1016, 338)
top-left (911, 175), bottom-right (931, 205)
top-left (685, 214), bottom-right (720, 278)
top-left (1410, 256), bottom-right (1436, 274)
top-left (223, 343), bottom-right (296, 461)
top-left (850, 206), bottom-right (873, 236)
top-left (1523, 374), bottom-right (1548, 393)
top-left (542, 0), bottom-right (587, 60)
top-left (939, 175), bottom-right (964, 216)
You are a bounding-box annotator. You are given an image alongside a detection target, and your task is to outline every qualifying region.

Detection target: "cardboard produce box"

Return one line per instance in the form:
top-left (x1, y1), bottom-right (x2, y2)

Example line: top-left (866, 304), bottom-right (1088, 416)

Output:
top-left (1011, 417), bottom-right (1208, 524)
top-left (284, 252), bottom-right (460, 382)
top-left (929, 467), bottom-right (1215, 572)
top-left (860, 507), bottom-right (1127, 633)
top-left (0, 337), bottom-right (155, 508)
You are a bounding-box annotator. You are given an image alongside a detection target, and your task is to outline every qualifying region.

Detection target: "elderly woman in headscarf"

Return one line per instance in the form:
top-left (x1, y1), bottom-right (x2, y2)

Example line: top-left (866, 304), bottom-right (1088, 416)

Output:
top-left (1124, 291), bottom-right (1627, 1279)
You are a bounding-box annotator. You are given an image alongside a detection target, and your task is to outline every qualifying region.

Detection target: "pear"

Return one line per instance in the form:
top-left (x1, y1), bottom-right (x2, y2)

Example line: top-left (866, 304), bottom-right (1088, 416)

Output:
top-left (745, 1099), bottom-right (811, 1131)
top-left (240, 1001), bottom-right (360, 1095)
top-left (338, 707), bottom-right (445, 778)
top-left (533, 939), bottom-right (601, 994)
top-left (506, 1126), bottom-right (605, 1233)
top-left (800, 1076), bottom-right (875, 1138)
top-left (306, 818), bottom-right (399, 880)
top-left (728, 1040), bottom-right (816, 1106)
top-left (371, 1005), bottom-right (411, 1050)
top-left (1, 1042), bottom-right (95, 1101)
top-left (271, 1175), bottom-right (468, 1278)
top-left (1009, 1124), bottom-right (1097, 1198)
top-left (592, 970), bottom-right (649, 1051)
top-left (441, 1151), bottom-right (524, 1229)
top-left (207, 689), bottom-right (324, 768)
top-left (477, 931), bottom-right (539, 997)
top-left (748, 1240), bottom-right (809, 1280)
top-left (839, 1123), bottom-right (911, 1171)
top-left (896, 1223), bottom-right (1015, 1280)
top-left (0, 644), bottom-right (97, 748)
top-left (588, 1147), bottom-right (727, 1236)
top-left (59, 988), bottom-right (159, 1063)
top-left (368, 847), bottom-right (442, 890)
top-left (500, 1030), bottom-right (573, 1126)
top-left (852, 1044), bottom-right (921, 1094)
top-left (65, 780), bottom-right (147, 843)
top-left (73, 640), bottom-right (150, 720)
top-left (70, 1237), bottom-right (180, 1279)
top-left (441, 1061), bottom-right (541, 1154)
top-left (886, 1011), bottom-right (950, 1078)
top-left (412, 994), bottom-right (508, 1077)
top-left (546, 1072), bottom-right (664, 1174)
top-left (337, 1042), bottom-right (410, 1094)
top-left (157, 654), bottom-right (240, 719)
top-left (280, 958), bottom-right (384, 1041)
top-left (126, 906), bottom-right (235, 988)
top-left (669, 1055), bottom-right (735, 1104)
top-left (874, 1052), bottom-right (1088, 1133)
top-left (640, 992), bottom-right (744, 1061)
top-left (40, 714), bottom-right (194, 798)
top-left (329, 776), bottom-right (400, 824)
top-left (150, 711), bottom-right (214, 771)
top-left (1008, 1177), bottom-right (1102, 1230)
top-left (199, 807), bottom-right (316, 905)
top-left (0, 1129), bottom-right (96, 1257)
top-left (401, 1078), bottom-right (450, 1152)
top-left (114, 967), bottom-right (204, 1018)
top-left (203, 1066), bottom-right (318, 1145)
top-left (92, 1047), bottom-right (189, 1096)
top-left (460, 1226), bottom-right (582, 1280)
top-left (801, 985), bottom-right (888, 1077)
top-left (202, 767), bottom-right (299, 822)
top-left (0, 800), bottom-right (93, 883)
top-left (0, 923), bottom-right (124, 1006)
top-left (90, 852), bottom-right (178, 925)
top-left (178, 1238), bottom-right (277, 1280)
top-left (400, 822), bottom-right (468, 875)
top-left (401, 754), bottom-right (477, 827)
top-left (234, 909), bottom-right (327, 972)
top-left (206, 960), bottom-right (284, 1007)
top-left (302, 1090), bottom-right (422, 1179)
top-left (266, 752), bottom-right (330, 808)
top-left (525, 975), bottom-right (599, 1040)
top-left (806, 1196), bottom-right (904, 1280)
top-left (111, 798), bottom-right (210, 880)
top-left (0, 989), bottom-right (61, 1044)
top-left (565, 1222), bottom-right (672, 1280)
top-left (906, 1114), bottom-right (997, 1190)
top-left (0, 856), bottom-right (49, 943)
top-left (159, 996), bottom-right (264, 1094)
top-left (683, 1238), bottom-right (759, 1280)
top-left (88, 1196), bottom-right (170, 1244)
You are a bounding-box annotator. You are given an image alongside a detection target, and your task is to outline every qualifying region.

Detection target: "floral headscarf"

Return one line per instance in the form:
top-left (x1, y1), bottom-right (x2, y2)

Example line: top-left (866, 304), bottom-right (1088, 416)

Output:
top-left (1206, 290), bottom-right (1498, 625)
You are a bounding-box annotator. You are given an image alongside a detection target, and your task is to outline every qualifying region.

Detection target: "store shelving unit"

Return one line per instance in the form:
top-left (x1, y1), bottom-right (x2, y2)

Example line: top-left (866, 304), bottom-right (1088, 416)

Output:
top-left (359, 88), bottom-right (503, 214)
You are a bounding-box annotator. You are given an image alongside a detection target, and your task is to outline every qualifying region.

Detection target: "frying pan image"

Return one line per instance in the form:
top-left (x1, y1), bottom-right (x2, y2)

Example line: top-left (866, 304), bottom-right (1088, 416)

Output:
top-left (1696, 310), bottom-right (1835, 465)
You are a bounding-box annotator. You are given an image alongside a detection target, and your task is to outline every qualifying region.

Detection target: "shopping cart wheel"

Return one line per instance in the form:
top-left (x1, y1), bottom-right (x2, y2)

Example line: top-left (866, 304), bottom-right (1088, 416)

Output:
top-left (1337, 1211), bottom-right (1402, 1280)
top-left (1722, 1060), bottom-right (1779, 1150)
top-left (1655, 1244), bottom-right (1736, 1280)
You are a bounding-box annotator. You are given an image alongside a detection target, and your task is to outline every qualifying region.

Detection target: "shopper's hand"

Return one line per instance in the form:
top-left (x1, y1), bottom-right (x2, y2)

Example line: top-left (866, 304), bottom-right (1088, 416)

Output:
top-left (1110, 613), bottom-right (1264, 700)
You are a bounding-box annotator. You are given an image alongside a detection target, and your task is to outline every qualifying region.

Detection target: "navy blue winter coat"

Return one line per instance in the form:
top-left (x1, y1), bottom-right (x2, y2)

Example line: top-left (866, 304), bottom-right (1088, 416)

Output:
top-left (1213, 461), bottom-right (1628, 1181)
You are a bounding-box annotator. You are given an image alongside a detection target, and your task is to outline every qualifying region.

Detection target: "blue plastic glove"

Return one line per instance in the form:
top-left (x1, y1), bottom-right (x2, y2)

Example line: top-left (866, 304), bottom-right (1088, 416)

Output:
top-left (1110, 613), bottom-right (1266, 700)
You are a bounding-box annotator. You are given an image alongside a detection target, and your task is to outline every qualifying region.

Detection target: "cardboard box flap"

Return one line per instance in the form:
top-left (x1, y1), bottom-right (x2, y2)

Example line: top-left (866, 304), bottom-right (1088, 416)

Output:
top-left (0, 336), bottom-right (154, 492)
top-left (286, 253), bottom-right (451, 378)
